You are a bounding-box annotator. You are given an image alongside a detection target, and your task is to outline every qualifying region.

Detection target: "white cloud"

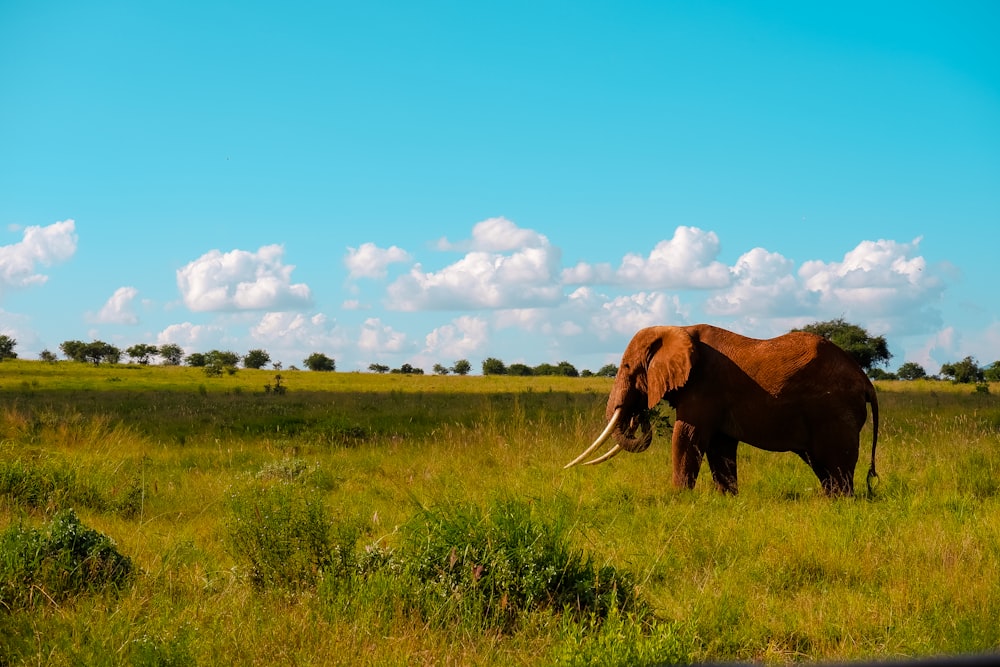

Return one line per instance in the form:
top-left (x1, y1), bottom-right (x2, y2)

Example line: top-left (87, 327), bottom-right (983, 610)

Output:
top-left (386, 220), bottom-right (563, 311)
top-left (593, 292), bottom-right (689, 339)
top-left (357, 317), bottom-right (408, 354)
top-left (562, 261), bottom-right (614, 285)
top-left (423, 316), bottom-right (489, 358)
top-left (250, 312), bottom-right (349, 350)
top-left (436, 216), bottom-right (548, 252)
top-left (564, 226), bottom-right (731, 290)
top-left (176, 244), bottom-right (312, 312)
top-left (798, 238), bottom-right (943, 333)
top-left (615, 226), bottom-right (731, 289)
top-left (345, 242), bottom-right (411, 279)
top-left (0, 219), bottom-right (78, 292)
top-left (706, 247), bottom-right (808, 317)
top-left (90, 286), bottom-right (140, 324)
top-left (156, 322), bottom-right (226, 352)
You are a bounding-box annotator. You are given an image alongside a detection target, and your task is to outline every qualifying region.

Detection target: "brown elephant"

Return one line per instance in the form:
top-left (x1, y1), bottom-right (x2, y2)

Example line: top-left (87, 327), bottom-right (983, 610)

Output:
top-left (565, 324), bottom-right (879, 496)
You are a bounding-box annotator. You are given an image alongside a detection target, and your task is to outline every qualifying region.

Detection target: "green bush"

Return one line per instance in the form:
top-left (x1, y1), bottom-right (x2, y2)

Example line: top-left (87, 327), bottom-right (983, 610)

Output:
top-left (0, 509), bottom-right (134, 609)
top-left (398, 499), bottom-right (643, 631)
top-left (225, 482), bottom-right (359, 591)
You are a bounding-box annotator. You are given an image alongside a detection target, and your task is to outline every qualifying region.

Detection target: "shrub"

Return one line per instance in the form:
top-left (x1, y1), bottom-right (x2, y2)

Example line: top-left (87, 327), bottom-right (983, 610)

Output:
top-left (225, 482), bottom-right (359, 591)
top-left (0, 509), bottom-right (134, 609)
top-left (397, 499), bottom-right (642, 631)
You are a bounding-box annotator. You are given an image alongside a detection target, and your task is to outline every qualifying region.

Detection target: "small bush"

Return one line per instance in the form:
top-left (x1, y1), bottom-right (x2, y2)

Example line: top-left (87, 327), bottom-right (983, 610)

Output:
top-left (398, 499), bottom-right (643, 631)
top-left (0, 509), bottom-right (134, 609)
top-left (225, 483), bottom-right (359, 591)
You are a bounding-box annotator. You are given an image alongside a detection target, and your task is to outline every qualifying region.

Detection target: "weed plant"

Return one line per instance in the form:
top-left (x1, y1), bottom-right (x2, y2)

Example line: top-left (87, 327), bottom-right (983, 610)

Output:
top-left (0, 508), bottom-right (133, 610)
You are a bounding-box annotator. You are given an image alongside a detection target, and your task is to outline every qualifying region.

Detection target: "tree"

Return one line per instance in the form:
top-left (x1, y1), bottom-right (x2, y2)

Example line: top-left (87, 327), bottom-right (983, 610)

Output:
top-left (940, 357), bottom-right (984, 384)
top-left (984, 362), bottom-right (1000, 383)
top-left (507, 363), bottom-right (533, 376)
top-left (60, 340), bottom-right (88, 363)
top-left (207, 350), bottom-right (240, 368)
top-left (432, 363), bottom-right (450, 375)
top-left (533, 363), bottom-right (557, 376)
top-left (368, 363), bottom-right (389, 373)
top-left (556, 361), bottom-right (579, 377)
top-left (868, 368), bottom-right (897, 380)
top-left (482, 357), bottom-right (507, 375)
top-left (451, 359), bottom-right (472, 376)
top-left (0, 334), bottom-right (17, 360)
top-left (126, 343), bottom-right (159, 365)
top-left (304, 352), bottom-right (335, 372)
top-left (596, 364), bottom-right (618, 378)
top-left (243, 349), bottom-right (271, 369)
top-left (158, 343), bottom-right (184, 365)
top-left (185, 352), bottom-right (208, 367)
top-left (391, 363), bottom-right (424, 375)
top-left (39, 349), bottom-right (58, 363)
top-left (794, 318), bottom-right (891, 372)
top-left (897, 362), bottom-right (927, 381)
top-left (60, 340), bottom-right (119, 365)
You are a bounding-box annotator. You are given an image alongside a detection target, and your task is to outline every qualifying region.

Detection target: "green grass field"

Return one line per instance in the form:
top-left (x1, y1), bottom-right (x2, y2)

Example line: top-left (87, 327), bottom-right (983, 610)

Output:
top-left (1, 360), bottom-right (999, 665)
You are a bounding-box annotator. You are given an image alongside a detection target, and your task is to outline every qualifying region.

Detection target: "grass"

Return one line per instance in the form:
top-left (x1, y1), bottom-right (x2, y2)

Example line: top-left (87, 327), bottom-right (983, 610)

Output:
top-left (1, 360), bottom-right (999, 664)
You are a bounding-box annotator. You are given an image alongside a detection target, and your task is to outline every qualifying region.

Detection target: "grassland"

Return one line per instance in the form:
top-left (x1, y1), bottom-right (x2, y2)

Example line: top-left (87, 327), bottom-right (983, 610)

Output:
top-left (1, 360), bottom-right (999, 665)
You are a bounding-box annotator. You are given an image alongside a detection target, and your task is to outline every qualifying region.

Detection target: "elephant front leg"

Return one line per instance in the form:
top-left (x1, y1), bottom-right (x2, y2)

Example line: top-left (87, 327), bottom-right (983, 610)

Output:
top-left (671, 421), bottom-right (703, 489)
top-left (706, 433), bottom-right (739, 494)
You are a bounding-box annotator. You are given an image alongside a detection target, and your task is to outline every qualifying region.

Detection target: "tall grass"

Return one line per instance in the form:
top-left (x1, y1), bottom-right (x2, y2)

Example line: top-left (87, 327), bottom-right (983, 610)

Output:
top-left (1, 362), bottom-right (999, 664)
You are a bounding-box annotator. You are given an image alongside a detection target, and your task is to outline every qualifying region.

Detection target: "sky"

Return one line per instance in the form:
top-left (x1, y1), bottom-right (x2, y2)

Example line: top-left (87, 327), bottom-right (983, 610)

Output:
top-left (1, 1), bottom-right (998, 374)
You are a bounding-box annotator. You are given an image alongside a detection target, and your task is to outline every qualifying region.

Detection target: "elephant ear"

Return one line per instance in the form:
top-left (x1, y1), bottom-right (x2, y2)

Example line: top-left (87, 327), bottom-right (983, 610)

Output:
top-left (643, 327), bottom-right (696, 409)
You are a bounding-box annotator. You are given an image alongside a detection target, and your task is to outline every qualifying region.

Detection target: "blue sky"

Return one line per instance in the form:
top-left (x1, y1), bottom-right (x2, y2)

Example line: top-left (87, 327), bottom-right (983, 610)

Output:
top-left (1, 1), bottom-right (998, 373)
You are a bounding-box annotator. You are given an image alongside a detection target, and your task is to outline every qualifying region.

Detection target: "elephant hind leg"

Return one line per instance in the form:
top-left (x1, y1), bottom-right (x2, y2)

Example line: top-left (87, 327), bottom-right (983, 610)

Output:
top-left (805, 447), bottom-right (858, 497)
top-left (706, 434), bottom-right (739, 494)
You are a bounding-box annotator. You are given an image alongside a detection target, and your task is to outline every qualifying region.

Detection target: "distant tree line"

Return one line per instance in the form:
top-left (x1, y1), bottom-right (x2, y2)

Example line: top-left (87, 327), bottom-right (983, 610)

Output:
top-left (0, 318), bottom-right (996, 384)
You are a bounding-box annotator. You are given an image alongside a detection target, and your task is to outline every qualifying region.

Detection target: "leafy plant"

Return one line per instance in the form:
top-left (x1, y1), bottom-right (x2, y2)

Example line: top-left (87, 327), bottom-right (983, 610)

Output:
top-left (398, 499), bottom-right (643, 631)
top-left (0, 509), bottom-right (134, 609)
top-left (225, 482), bottom-right (359, 590)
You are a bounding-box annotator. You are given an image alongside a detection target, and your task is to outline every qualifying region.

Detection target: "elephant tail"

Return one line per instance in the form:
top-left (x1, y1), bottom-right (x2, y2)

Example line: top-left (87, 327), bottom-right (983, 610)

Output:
top-left (866, 383), bottom-right (880, 495)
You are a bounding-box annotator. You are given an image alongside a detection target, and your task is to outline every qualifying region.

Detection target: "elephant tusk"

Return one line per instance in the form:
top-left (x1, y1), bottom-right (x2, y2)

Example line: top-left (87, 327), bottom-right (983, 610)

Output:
top-left (564, 408), bottom-right (621, 469)
top-left (582, 443), bottom-right (622, 466)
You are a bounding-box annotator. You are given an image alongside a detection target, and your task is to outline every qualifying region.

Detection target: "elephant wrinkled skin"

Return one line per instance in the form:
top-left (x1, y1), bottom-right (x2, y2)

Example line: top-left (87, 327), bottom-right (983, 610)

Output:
top-left (567, 324), bottom-right (879, 496)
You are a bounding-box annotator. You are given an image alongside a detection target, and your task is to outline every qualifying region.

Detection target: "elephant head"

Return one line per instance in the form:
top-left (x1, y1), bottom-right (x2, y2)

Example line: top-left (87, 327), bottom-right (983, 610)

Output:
top-left (565, 326), bottom-right (696, 468)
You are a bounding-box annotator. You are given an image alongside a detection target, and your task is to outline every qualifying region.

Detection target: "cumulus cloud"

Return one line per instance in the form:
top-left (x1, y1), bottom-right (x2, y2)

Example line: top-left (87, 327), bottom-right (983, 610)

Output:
top-left (615, 227), bottom-right (731, 289)
top-left (156, 322), bottom-right (226, 352)
top-left (345, 242), bottom-right (411, 279)
top-left (89, 286), bottom-right (140, 324)
top-left (387, 219), bottom-right (562, 311)
top-left (176, 244), bottom-right (312, 312)
top-left (564, 226), bottom-right (731, 290)
top-left (706, 247), bottom-right (808, 316)
top-left (357, 317), bottom-right (408, 354)
top-left (436, 216), bottom-right (548, 252)
top-left (423, 316), bottom-right (489, 358)
top-left (250, 312), bottom-right (349, 350)
top-left (0, 219), bottom-right (78, 292)
top-left (799, 238), bottom-right (943, 333)
top-left (593, 292), bottom-right (689, 339)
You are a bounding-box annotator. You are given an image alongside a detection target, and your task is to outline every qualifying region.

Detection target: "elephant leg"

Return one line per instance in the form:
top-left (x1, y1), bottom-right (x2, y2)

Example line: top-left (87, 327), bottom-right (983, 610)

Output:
top-left (671, 420), bottom-right (704, 489)
top-left (804, 445), bottom-right (858, 497)
top-left (706, 434), bottom-right (739, 494)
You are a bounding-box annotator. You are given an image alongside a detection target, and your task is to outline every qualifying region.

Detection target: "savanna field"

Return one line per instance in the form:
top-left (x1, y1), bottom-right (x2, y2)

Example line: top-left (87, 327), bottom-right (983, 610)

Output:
top-left (1, 361), bottom-right (999, 666)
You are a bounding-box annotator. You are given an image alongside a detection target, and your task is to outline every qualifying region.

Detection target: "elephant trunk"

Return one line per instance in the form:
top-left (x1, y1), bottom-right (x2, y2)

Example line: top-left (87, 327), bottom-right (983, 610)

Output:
top-left (610, 410), bottom-right (653, 453)
top-left (605, 382), bottom-right (654, 453)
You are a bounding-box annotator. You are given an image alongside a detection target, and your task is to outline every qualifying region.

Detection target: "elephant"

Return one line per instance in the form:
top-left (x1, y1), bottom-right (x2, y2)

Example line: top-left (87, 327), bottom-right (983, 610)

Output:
top-left (565, 324), bottom-right (879, 496)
